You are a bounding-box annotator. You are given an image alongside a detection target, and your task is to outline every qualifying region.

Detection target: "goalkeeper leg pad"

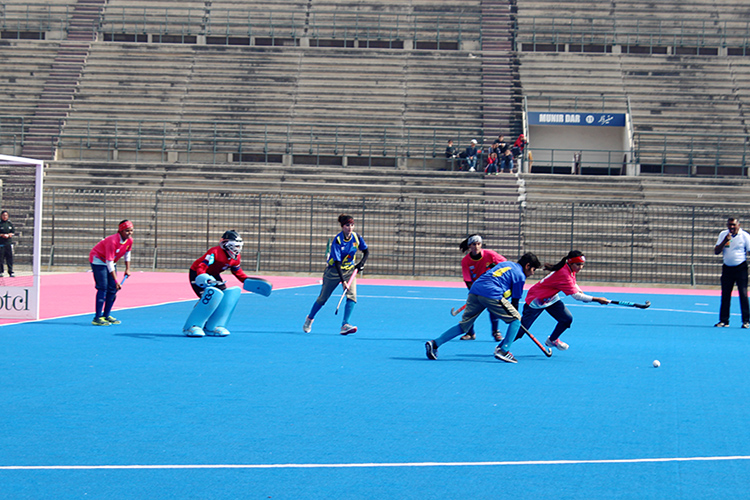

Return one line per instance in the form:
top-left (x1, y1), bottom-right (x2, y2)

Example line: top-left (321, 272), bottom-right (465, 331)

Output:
top-left (205, 286), bottom-right (241, 336)
top-left (183, 287), bottom-right (224, 335)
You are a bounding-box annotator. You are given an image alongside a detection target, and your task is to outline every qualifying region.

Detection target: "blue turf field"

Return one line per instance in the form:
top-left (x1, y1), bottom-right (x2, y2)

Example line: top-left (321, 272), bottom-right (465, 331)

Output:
top-left (1, 283), bottom-right (749, 499)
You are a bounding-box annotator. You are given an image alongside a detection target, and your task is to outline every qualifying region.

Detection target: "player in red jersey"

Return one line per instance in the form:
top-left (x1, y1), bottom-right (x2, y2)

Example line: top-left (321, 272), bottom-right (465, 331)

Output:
top-left (458, 234), bottom-right (507, 340)
top-left (521, 250), bottom-right (609, 351)
top-left (89, 220), bottom-right (134, 326)
top-left (188, 230), bottom-right (249, 298)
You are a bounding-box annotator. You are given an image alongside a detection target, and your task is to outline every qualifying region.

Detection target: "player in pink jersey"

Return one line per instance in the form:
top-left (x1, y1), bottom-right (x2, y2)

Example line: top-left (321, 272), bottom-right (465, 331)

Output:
top-left (520, 250), bottom-right (609, 350)
top-left (89, 220), bottom-right (134, 326)
top-left (458, 234), bottom-right (507, 341)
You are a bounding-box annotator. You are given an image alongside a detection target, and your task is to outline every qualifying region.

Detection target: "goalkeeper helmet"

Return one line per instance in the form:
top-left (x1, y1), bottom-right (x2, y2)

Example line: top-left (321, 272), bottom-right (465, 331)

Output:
top-left (220, 230), bottom-right (243, 259)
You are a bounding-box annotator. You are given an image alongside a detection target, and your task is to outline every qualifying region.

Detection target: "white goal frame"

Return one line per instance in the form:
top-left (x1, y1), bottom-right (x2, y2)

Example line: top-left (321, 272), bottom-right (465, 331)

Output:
top-left (0, 154), bottom-right (44, 320)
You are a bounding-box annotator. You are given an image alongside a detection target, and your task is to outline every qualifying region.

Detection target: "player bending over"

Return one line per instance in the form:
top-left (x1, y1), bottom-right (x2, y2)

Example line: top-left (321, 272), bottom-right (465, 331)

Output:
top-left (184, 230), bottom-right (249, 337)
top-left (520, 250), bottom-right (609, 350)
top-left (426, 252), bottom-right (541, 364)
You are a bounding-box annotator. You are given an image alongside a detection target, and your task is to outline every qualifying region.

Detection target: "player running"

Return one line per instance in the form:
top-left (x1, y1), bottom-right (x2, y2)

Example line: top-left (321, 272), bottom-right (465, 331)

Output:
top-left (303, 214), bottom-right (369, 335)
top-left (520, 250), bottom-right (610, 350)
top-left (89, 220), bottom-right (133, 326)
top-left (184, 230), bottom-right (249, 337)
top-left (426, 253), bottom-right (541, 363)
top-left (458, 234), bottom-right (507, 341)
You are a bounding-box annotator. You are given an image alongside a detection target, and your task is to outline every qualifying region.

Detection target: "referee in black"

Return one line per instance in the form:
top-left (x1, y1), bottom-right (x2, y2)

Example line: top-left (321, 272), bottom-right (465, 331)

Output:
top-left (0, 210), bottom-right (14, 278)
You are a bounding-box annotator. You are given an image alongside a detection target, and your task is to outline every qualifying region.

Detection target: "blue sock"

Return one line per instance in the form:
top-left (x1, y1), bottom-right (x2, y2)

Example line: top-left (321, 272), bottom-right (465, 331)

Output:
top-left (500, 321), bottom-right (521, 352)
top-left (434, 325), bottom-right (464, 348)
top-left (308, 301), bottom-right (323, 319)
top-left (343, 299), bottom-right (356, 325)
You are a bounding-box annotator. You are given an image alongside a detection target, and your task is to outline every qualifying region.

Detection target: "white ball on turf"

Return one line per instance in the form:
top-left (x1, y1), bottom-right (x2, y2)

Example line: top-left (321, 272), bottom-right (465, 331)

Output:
top-left (653, 359), bottom-right (661, 368)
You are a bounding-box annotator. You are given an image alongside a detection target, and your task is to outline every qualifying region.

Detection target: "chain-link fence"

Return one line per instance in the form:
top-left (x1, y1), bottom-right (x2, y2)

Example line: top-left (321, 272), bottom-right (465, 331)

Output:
top-left (1, 185), bottom-right (743, 285)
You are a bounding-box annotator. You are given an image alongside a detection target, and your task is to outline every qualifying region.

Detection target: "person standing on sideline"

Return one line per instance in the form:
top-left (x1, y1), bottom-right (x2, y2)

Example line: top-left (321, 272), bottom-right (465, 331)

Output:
top-left (458, 234), bottom-right (506, 341)
top-left (520, 250), bottom-right (609, 351)
top-left (0, 210), bottom-right (15, 277)
top-left (714, 217), bottom-right (750, 328)
top-left (425, 253), bottom-right (541, 364)
top-left (89, 220), bottom-right (134, 326)
top-left (303, 214), bottom-right (369, 335)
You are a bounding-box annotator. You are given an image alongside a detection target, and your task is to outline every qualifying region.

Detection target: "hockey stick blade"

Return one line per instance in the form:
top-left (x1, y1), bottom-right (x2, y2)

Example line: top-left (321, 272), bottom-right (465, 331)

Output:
top-left (519, 323), bottom-right (553, 357)
top-left (611, 300), bottom-right (651, 309)
top-left (451, 304), bottom-right (466, 316)
top-left (243, 277), bottom-right (273, 297)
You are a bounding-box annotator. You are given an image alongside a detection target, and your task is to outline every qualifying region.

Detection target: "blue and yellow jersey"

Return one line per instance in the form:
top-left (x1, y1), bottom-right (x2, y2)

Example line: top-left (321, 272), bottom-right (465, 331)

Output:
top-left (327, 231), bottom-right (368, 271)
top-left (469, 261), bottom-right (527, 301)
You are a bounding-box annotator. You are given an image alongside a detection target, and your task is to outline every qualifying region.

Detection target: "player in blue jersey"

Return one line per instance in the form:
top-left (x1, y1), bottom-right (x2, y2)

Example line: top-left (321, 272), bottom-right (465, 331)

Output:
top-left (425, 252), bottom-right (541, 363)
top-left (303, 214), bottom-right (369, 335)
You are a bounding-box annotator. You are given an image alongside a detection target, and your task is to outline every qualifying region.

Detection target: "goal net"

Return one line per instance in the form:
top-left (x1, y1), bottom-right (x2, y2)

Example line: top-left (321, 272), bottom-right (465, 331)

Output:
top-left (0, 154), bottom-right (43, 320)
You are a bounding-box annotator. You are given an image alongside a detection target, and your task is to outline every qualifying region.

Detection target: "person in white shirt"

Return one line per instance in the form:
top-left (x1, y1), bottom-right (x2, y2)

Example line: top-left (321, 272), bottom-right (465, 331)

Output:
top-left (714, 217), bottom-right (750, 328)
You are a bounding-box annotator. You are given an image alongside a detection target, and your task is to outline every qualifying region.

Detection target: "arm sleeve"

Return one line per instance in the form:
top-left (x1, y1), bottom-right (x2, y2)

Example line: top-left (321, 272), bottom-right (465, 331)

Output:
top-left (123, 250), bottom-right (131, 262)
top-left (356, 247), bottom-right (369, 269)
top-left (571, 291), bottom-right (594, 302)
top-left (232, 266), bottom-right (249, 282)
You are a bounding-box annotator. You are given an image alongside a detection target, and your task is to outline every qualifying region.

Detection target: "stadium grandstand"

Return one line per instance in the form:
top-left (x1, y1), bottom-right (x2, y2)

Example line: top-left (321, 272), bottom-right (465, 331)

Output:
top-left (1, 0), bottom-right (749, 286)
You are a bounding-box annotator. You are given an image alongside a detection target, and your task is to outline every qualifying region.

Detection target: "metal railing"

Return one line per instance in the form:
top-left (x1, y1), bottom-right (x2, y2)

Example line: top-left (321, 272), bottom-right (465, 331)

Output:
top-left (0, 186), bottom-right (737, 285)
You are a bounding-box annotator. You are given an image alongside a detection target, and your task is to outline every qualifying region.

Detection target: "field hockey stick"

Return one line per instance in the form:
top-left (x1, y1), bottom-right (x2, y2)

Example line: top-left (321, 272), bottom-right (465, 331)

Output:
top-left (451, 303), bottom-right (466, 316)
top-left (120, 274), bottom-right (129, 286)
top-left (499, 298), bottom-right (552, 357)
top-left (335, 269), bottom-right (359, 315)
top-left (610, 300), bottom-right (651, 309)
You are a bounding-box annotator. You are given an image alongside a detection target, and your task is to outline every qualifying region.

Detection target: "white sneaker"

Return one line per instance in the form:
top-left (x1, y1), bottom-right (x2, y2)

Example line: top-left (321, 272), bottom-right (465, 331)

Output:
top-left (340, 323), bottom-right (357, 335)
top-left (184, 326), bottom-right (205, 337)
top-left (303, 316), bottom-right (314, 333)
top-left (206, 326), bottom-right (230, 337)
top-left (469, 167), bottom-right (476, 172)
top-left (545, 337), bottom-right (569, 350)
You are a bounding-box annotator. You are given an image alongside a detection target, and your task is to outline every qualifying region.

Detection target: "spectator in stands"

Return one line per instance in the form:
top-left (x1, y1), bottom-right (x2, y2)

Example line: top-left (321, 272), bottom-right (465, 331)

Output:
top-left (496, 134), bottom-right (509, 154)
top-left (485, 150), bottom-right (498, 175)
top-left (714, 217), bottom-right (750, 328)
top-left (463, 139), bottom-right (480, 172)
top-left (511, 134), bottom-right (528, 172)
top-left (499, 148), bottom-right (514, 173)
top-left (0, 210), bottom-right (14, 277)
top-left (445, 139), bottom-right (458, 159)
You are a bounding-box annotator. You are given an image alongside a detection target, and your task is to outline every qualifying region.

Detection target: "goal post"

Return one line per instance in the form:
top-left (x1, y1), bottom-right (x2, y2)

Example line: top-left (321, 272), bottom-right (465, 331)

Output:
top-left (0, 154), bottom-right (44, 320)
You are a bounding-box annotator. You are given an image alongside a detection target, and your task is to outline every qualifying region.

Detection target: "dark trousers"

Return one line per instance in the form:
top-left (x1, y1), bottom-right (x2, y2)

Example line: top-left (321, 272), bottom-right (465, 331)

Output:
top-left (521, 300), bottom-right (574, 341)
top-left (0, 243), bottom-right (12, 274)
top-left (91, 263), bottom-right (117, 319)
top-left (719, 261), bottom-right (749, 324)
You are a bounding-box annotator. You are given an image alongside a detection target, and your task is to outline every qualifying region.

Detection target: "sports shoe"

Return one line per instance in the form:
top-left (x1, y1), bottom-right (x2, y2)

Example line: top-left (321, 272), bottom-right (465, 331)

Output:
top-left (340, 323), bottom-right (357, 335)
top-left (545, 337), bottom-right (569, 351)
top-left (494, 346), bottom-right (517, 363)
top-left (460, 332), bottom-right (476, 340)
top-left (206, 326), bottom-right (230, 337)
top-left (8, 273), bottom-right (14, 278)
top-left (492, 331), bottom-right (503, 342)
top-left (303, 316), bottom-right (314, 333)
top-left (91, 316), bottom-right (110, 326)
top-left (183, 326), bottom-right (205, 337)
top-left (469, 167), bottom-right (476, 172)
top-left (104, 316), bottom-right (121, 325)
top-left (743, 323), bottom-right (750, 329)
top-left (425, 340), bottom-right (438, 360)
top-left (714, 322), bottom-right (729, 327)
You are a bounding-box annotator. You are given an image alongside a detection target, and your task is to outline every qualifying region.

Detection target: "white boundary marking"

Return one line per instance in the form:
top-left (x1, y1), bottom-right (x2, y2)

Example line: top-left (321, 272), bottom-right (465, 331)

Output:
top-left (3, 455), bottom-right (750, 470)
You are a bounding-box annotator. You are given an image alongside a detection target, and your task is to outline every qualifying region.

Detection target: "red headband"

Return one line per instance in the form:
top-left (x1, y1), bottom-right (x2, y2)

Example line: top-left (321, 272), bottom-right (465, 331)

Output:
top-left (567, 255), bottom-right (585, 265)
top-left (119, 220), bottom-right (134, 232)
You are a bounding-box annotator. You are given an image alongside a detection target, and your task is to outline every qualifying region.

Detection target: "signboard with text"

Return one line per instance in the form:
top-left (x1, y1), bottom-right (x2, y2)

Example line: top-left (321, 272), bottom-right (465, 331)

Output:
top-left (528, 112), bottom-right (626, 127)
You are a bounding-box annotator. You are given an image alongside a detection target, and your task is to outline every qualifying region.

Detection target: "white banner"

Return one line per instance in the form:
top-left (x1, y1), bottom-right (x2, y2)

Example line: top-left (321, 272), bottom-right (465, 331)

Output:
top-left (0, 286), bottom-right (37, 319)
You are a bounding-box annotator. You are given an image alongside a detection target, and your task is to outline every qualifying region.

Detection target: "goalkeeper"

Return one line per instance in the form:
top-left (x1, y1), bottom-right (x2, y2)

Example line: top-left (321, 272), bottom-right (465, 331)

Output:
top-left (184, 230), bottom-right (248, 337)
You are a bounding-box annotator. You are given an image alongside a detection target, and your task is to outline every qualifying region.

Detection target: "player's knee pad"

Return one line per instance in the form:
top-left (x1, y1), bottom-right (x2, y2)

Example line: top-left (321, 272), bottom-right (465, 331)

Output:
top-left (183, 286), bottom-right (224, 333)
top-left (205, 286), bottom-right (241, 334)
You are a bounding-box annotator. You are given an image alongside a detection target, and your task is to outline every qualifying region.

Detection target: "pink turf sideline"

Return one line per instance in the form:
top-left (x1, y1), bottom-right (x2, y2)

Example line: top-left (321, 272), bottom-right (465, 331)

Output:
top-left (0, 272), bottom-right (721, 325)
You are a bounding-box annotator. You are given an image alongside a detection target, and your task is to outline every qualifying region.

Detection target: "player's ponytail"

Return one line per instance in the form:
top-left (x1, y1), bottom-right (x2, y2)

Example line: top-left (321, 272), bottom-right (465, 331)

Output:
top-left (545, 250), bottom-right (584, 272)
